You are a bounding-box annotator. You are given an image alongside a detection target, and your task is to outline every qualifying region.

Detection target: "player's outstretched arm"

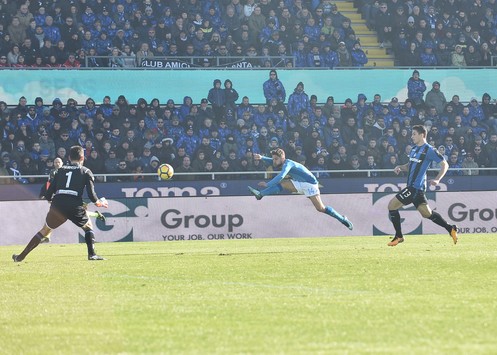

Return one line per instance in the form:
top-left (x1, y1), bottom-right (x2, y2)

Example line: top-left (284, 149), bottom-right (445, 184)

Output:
top-left (95, 197), bottom-right (108, 208)
top-left (430, 160), bottom-right (448, 186)
top-left (394, 163), bottom-right (409, 175)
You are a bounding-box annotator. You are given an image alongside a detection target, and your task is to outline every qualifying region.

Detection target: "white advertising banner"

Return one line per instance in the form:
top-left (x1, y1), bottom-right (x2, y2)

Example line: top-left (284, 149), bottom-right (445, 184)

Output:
top-left (1, 192), bottom-right (496, 246)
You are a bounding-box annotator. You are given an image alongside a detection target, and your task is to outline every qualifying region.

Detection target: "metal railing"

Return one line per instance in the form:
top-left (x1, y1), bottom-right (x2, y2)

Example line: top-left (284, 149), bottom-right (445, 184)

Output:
top-left (1, 167), bottom-right (495, 183)
top-left (85, 55), bottom-right (296, 69)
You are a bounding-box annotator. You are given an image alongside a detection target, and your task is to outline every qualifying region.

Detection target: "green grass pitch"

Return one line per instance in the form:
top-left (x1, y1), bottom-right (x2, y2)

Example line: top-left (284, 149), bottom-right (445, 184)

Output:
top-left (1, 234), bottom-right (497, 354)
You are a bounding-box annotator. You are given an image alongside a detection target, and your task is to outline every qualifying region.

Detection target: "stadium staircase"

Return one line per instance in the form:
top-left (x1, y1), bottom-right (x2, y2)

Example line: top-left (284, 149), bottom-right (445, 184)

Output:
top-left (335, 0), bottom-right (395, 67)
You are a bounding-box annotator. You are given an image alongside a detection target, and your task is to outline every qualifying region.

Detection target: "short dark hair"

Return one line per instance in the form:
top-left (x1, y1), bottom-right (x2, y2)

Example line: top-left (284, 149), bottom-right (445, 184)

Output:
top-left (412, 124), bottom-right (427, 136)
top-left (270, 148), bottom-right (285, 158)
top-left (69, 145), bottom-right (84, 161)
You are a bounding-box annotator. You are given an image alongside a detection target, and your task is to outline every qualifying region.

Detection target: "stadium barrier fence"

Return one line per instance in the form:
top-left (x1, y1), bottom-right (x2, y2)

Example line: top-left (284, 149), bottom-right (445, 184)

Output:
top-left (1, 190), bottom-right (496, 246)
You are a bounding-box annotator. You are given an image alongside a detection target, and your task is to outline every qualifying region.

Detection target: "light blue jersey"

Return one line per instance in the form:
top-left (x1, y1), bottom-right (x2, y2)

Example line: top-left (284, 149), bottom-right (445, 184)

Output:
top-left (261, 156), bottom-right (318, 188)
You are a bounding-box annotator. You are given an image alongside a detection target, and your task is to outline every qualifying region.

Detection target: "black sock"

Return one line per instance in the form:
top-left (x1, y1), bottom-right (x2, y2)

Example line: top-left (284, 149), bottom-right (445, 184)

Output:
top-left (429, 211), bottom-right (452, 231)
top-left (85, 230), bottom-right (96, 256)
top-left (389, 210), bottom-right (403, 237)
top-left (18, 232), bottom-right (43, 261)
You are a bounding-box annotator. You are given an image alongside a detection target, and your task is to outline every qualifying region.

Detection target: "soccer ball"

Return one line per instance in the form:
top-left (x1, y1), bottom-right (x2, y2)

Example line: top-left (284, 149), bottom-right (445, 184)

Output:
top-left (157, 163), bottom-right (174, 180)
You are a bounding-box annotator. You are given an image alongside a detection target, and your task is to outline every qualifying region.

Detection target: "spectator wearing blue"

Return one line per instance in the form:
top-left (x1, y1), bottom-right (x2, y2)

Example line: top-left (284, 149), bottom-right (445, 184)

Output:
top-left (351, 41), bottom-right (368, 67)
top-left (292, 41), bottom-right (308, 67)
top-left (287, 82), bottom-right (310, 119)
top-left (79, 98), bottom-right (97, 119)
top-left (259, 18), bottom-right (278, 45)
top-left (355, 94), bottom-right (368, 126)
top-left (98, 96), bottom-right (114, 119)
top-left (223, 79), bottom-right (239, 119)
top-left (236, 96), bottom-right (255, 121)
top-left (208, 79), bottom-right (226, 122)
top-left (468, 97), bottom-right (485, 123)
top-left (420, 44), bottom-right (437, 66)
top-left (307, 45), bottom-right (325, 67)
top-left (96, 32), bottom-right (113, 56)
top-left (179, 96), bottom-right (193, 122)
top-left (263, 69), bottom-right (286, 106)
top-left (407, 70), bottom-right (426, 108)
top-left (447, 153), bottom-right (463, 175)
top-left (176, 126), bottom-right (200, 157)
top-left (19, 106), bottom-right (40, 132)
top-left (98, 7), bottom-right (114, 30)
top-left (322, 44), bottom-right (339, 68)
top-left (217, 119), bottom-right (231, 142)
top-left (81, 6), bottom-right (97, 28)
top-left (460, 106), bottom-right (473, 126)
top-left (304, 17), bottom-right (321, 43)
top-left (34, 7), bottom-right (47, 27)
top-left (43, 16), bottom-right (61, 45)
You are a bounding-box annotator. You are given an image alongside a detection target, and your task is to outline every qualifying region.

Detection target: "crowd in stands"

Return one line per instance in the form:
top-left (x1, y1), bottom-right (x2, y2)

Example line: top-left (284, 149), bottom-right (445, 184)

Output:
top-left (0, 0), bottom-right (374, 69)
top-left (1, 0), bottom-right (497, 68)
top-left (1, 68), bottom-right (497, 183)
top-left (362, 0), bottom-right (497, 66)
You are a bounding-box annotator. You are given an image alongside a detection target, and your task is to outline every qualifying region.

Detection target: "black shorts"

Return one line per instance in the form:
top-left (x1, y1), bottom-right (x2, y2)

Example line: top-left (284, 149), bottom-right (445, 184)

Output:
top-left (46, 199), bottom-right (88, 229)
top-left (395, 187), bottom-right (428, 208)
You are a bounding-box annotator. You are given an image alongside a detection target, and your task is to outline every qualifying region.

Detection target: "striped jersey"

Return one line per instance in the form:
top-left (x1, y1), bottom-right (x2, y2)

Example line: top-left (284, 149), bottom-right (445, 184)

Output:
top-left (407, 143), bottom-right (444, 191)
top-left (261, 156), bottom-right (318, 188)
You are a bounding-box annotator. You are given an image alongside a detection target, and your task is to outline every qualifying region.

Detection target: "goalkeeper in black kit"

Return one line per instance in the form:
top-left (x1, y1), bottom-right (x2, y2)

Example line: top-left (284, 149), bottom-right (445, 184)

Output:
top-left (13, 146), bottom-right (109, 262)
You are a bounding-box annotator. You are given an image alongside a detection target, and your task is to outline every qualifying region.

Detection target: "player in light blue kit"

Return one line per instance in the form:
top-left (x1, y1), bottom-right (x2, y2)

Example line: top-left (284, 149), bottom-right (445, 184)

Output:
top-left (248, 148), bottom-right (353, 230)
top-left (387, 125), bottom-right (458, 246)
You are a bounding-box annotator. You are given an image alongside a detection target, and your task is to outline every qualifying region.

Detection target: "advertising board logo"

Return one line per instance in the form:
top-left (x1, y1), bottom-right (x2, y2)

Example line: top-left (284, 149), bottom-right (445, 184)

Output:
top-left (122, 186), bottom-right (221, 197)
top-left (160, 209), bottom-right (243, 232)
top-left (448, 202), bottom-right (497, 222)
top-left (371, 192), bottom-right (437, 235)
top-left (79, 198), bottom-right (150, 243)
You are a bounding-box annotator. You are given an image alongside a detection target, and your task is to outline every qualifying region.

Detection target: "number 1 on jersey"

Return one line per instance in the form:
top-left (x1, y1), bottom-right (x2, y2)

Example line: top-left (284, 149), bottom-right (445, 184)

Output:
top-left (65, 171), bottom-right (73, 188)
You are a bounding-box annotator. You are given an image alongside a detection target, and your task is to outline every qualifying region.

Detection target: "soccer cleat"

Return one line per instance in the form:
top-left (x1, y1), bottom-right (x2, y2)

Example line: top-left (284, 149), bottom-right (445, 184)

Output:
top-left (388, 236), bottom-right (404, 246)
top-left (449, 225), bottom-right (458, 244)
top-left (88, 254), bottom-right (106, 261)
top-left (40, 236), bottom-right (50, 244)
top-left (341, 216), bottom-right (353, 230)
top-left (95, 211), bottom-right (106, 222)
top-left (247, 186), bottom-right (263, 200)
top-left (12, 254), bottom-right (21, 262)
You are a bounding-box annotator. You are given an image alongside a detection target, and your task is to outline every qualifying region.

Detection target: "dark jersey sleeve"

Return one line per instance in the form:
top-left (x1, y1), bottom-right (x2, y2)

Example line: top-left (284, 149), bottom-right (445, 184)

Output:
top-left (45, 175), bottom-right (57, 202)
top-left (84, 168), bottom-right (99, 203)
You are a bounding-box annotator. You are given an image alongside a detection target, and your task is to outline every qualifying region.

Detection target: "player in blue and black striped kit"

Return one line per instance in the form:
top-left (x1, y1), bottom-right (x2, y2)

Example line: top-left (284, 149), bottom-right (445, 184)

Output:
top-left (387, 125), bottom-right (458, 246)
top-left (248, 148), bottom-right (353, 230)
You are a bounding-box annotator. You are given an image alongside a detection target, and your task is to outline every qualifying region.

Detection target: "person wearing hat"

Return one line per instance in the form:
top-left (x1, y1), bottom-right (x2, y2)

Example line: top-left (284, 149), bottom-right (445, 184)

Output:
top-left (321, 96), bottom-right (335, 118)
top-left (247, 148), bottom-right (353, 230)
top-left (375, 2), bottom-right (394, 48)
top-left (386, 125), bottom-right (458, 246)
top-left (425, 81), bottom-right (447, 115)
top-left (287, 81), bottom-right (310, 118)
top-left (263, 69), bottom-right (286, 106)
top-left (451, 44), bottom-right (467, 66)
top-left (223, 79), bottom-right (239, 119)
top-left (420, 43), bottom-right (437, 66)
top-left (176, 125), bottom-right (200, 157)
top-left (392, 5), bottom-right (407, 34)
top-left (328, 2), bottom-right (347, 29)
top-left (208, 79), bottom-right (226, 122)
top-left (407, 69), bottom-right (426, 108)
top-left (336, 39), bottom-right (351, 66)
